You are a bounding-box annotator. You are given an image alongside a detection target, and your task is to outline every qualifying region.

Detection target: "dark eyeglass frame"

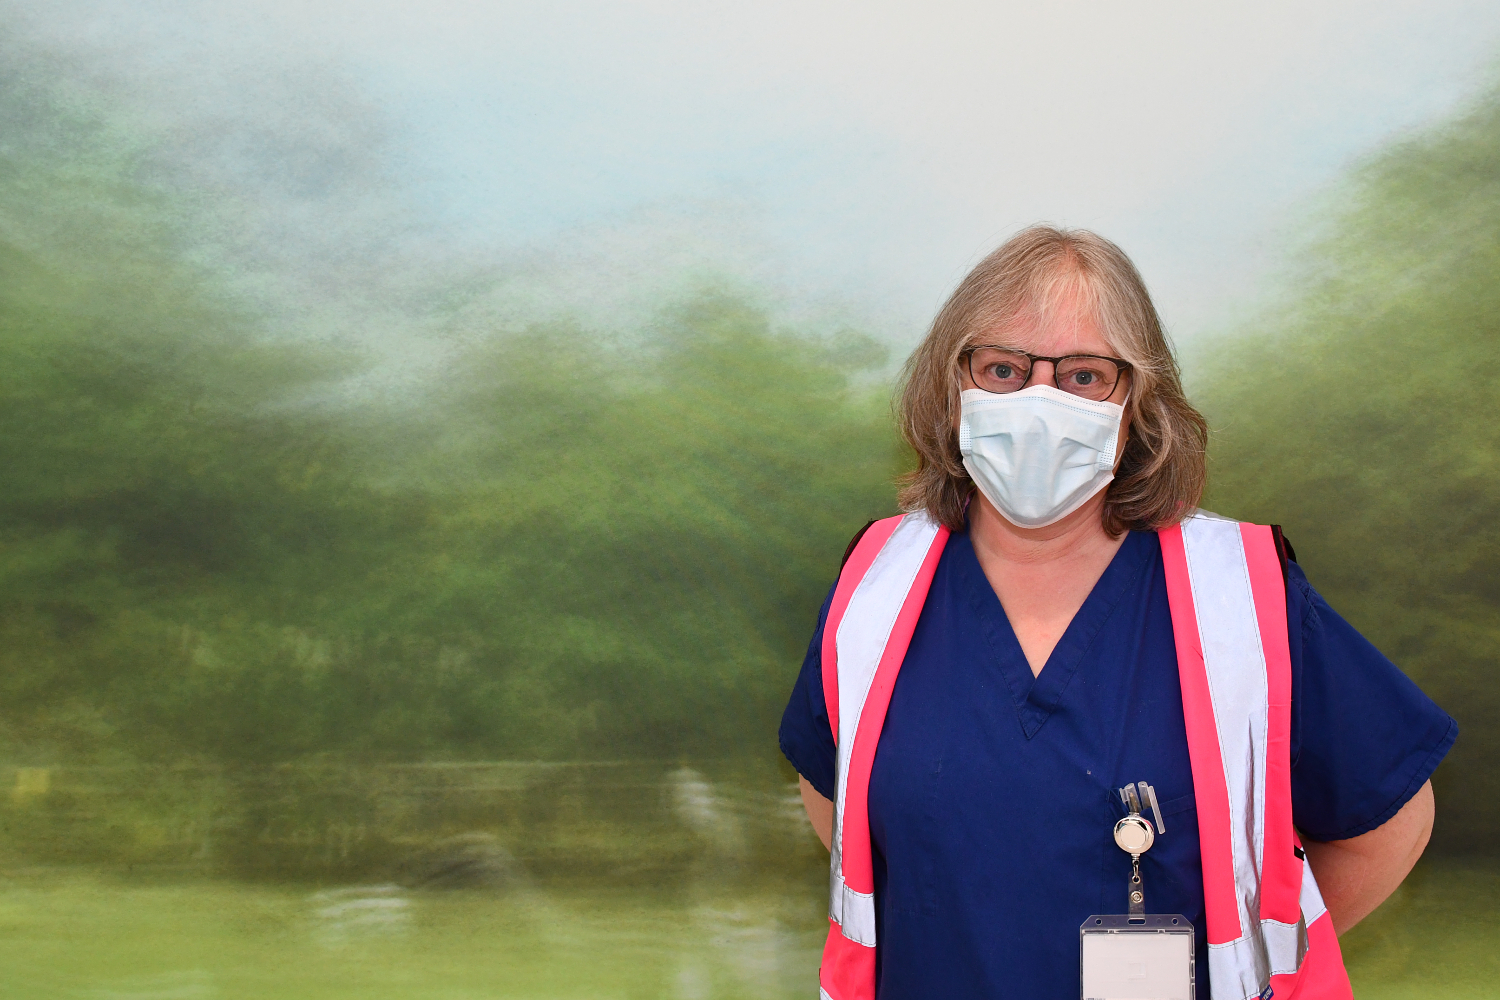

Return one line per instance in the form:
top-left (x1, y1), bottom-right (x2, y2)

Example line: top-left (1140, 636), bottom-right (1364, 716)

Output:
top-left (960, 345), bottom-right (1134, 401)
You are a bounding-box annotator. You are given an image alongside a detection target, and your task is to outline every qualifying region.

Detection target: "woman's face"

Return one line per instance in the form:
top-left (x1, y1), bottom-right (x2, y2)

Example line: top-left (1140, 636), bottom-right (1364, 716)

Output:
top-left (956, 289), bottom-right (1134, 466)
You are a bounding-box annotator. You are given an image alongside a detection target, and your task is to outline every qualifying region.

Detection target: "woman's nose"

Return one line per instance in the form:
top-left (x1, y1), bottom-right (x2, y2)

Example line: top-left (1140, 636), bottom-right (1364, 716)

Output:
top-left (1027, 359), bottom-right (1058, 388)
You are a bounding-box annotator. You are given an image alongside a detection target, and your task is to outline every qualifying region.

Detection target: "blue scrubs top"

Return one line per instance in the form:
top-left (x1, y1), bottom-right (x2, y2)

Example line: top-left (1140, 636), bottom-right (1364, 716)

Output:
top-left (779, 526), bottom-right (1456, 1000)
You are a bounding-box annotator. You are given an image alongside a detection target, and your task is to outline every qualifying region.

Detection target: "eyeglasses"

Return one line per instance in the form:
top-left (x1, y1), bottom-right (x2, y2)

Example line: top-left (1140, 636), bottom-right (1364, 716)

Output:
top-left (961, 346), bottom-right (1132, 402)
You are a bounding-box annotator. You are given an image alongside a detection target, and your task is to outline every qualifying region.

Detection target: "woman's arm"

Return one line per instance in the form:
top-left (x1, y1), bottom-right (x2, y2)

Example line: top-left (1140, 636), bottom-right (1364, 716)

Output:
top-left (1302, 779), bottom-right (1435, 935)
top-left (800, 775), bottom-right (834, 850)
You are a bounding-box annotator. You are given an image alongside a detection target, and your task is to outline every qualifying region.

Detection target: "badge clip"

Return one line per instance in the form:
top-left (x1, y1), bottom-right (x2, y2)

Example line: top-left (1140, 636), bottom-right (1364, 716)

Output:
top-left (1114, 781), bottom-right (1165, 921)
top-left (1081, 780), bottom-right (1193, 999)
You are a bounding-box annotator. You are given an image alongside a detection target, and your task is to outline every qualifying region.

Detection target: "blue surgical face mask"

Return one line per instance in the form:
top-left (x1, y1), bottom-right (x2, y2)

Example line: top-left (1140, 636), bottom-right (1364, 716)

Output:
top-left (958, 385), bottom-right (1125, 529)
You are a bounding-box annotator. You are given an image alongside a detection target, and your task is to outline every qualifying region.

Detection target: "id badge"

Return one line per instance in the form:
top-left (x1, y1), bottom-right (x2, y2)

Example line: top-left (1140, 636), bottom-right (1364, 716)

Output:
top-left (1081, 782), bottom-right (1194, 1000)
top-left (1080, 913), bottom-right (1194, 1000)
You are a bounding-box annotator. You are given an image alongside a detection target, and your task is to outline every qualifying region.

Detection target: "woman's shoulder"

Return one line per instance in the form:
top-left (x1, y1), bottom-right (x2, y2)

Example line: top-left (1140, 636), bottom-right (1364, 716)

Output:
top-left (1169, 508), bottom-right (1302, 588)
top-left (839, 518), bottom-right (879, 570)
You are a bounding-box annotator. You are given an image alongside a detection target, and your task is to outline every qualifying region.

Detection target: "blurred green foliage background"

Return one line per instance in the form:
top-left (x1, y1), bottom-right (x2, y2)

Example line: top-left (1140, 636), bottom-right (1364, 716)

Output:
top-left (2, 42), bottom-right (1496, 862)
top-left (0, 59), bottom-right (900, 770)
top-left (1194, 87), bottom-right (1500, 850)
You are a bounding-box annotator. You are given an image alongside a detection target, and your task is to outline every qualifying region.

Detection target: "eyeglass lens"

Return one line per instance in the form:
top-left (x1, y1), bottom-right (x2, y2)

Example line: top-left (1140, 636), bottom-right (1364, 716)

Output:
top-left (967, 348), bottom-right (1122, 402)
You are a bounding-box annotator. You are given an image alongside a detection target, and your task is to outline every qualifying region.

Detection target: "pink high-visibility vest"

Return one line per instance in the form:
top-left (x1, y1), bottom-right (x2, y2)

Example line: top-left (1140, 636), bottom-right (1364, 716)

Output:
top-left (818, 510), bottom-right (1353, 1000)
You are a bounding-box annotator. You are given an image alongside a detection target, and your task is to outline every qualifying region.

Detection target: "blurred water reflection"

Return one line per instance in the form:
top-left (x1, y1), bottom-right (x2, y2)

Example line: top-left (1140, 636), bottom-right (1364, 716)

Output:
top-left (0, 762), bottom-right (1493, 998)
top-left (0, 761), bottom-right (820, 880)
top-left (0, 760), bottom-right (830, 999)
top-left (307, 885), bottom-right (412, 944)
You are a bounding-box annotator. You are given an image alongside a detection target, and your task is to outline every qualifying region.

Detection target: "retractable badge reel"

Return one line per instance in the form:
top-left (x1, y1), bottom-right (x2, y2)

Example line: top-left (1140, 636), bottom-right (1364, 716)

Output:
top-left (1080, 781), bottom-right (1195, 1000)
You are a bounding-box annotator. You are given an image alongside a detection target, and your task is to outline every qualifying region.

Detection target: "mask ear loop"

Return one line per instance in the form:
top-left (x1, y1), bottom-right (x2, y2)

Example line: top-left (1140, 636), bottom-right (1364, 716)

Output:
top-left (956, 384), bottom-right (975, 523)
top-left (956, 383), bottom-right (977, 521)
top-left (1106, 390), bottom-right (1132, 472)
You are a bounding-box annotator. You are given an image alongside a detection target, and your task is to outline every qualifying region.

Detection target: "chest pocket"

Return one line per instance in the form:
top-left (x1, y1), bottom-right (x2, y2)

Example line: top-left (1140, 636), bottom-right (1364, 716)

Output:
top-left (1153, 790), bottom-right (1197, 825)
top-left (1129, 789), bottom-right (1201, 910)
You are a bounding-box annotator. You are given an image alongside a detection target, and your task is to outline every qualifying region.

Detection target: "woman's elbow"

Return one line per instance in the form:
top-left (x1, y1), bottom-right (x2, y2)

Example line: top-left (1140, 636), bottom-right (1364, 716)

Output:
top-left (799, 775), bottom-right (834, 851)
top-left (1304, 779), bottom-right (1436, 935)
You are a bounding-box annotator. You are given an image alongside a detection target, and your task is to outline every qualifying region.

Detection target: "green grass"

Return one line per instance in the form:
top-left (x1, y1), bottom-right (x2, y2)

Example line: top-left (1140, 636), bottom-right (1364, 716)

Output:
top-left (0, 873), bottom-right (823, 999)
top-left (0, 858), bottom-right (1492, 999)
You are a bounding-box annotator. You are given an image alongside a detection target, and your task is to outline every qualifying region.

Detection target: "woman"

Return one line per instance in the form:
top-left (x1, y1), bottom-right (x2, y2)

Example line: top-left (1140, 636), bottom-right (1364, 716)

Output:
top-left (778, 227), bottom-right (1455, 1000)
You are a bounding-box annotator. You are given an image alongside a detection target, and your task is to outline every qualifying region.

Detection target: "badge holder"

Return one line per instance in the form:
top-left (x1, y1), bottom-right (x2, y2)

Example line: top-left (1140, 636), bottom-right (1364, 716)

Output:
top-left (1081, 781), bottom-right (1194, 1000)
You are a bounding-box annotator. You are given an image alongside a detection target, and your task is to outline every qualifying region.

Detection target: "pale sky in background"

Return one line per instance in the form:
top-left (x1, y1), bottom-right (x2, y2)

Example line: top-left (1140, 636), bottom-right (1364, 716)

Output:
top-left (16, 0), bottom-right (1500, 351)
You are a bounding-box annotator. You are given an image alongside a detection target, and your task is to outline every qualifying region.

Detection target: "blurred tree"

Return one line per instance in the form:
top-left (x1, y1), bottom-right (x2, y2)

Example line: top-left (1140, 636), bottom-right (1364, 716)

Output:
top-left (0, 67), bottom-right (420, 762)
top-left (394, 293), bottom-right (902, 758)
top-left (0, 63), bottom-right (902, 763)
top-left (1195, 84), bottom-right (1500, 851)
top-left (5, 24), bottom-right (1496, 856)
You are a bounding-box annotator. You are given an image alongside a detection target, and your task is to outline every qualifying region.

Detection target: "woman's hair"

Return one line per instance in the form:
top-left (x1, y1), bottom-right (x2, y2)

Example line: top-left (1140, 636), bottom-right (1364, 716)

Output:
top-left (896, 225), bottom-right (1208, 535)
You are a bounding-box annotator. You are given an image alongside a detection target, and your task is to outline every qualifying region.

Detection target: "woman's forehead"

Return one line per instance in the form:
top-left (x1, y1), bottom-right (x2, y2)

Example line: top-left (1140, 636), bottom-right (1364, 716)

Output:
top-left (970, 303), bottom-right (1117, 358)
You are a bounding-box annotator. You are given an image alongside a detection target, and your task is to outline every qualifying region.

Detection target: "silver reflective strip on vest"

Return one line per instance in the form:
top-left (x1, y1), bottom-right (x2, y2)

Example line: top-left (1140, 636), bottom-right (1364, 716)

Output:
top-left (1258, 853), bottom-right (1325, 979)
top-left (829, 512), bottom-right (940, 947)
top-left (1181, 512), bottom-right (1307, 997)
top-left (1209, 908), bottom-right (1309, 999)
top-left (1262, 917), bottom-right (1309, 978)
top-left (1181, 514), bottom-right (1268, 935)
top-left (1207, 938), bottom-right (1270, 1000)
top-left (1299, 855), bottom-right (1328, 924)
top-left (827, 876), bottom-right (876, 946)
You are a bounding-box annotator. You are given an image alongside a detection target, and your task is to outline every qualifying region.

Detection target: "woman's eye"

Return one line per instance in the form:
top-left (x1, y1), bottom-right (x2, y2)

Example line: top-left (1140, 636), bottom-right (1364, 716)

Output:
top-left (969, 349), bottom-right (1030, 388)
top-left (1072, 371), bottom-right (1096, 385)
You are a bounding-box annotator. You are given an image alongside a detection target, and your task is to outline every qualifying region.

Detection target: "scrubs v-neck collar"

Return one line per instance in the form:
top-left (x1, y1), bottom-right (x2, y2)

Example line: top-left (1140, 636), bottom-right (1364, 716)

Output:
top-left (952, 526), bottom-right (1155, 739)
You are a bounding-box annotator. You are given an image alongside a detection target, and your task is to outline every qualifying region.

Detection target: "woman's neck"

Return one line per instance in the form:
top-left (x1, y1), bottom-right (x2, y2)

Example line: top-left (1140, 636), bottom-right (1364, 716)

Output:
top-left (967, 490), bottom-right (1128, 676)
top-left (967, 490), bottom-right (1123, 568)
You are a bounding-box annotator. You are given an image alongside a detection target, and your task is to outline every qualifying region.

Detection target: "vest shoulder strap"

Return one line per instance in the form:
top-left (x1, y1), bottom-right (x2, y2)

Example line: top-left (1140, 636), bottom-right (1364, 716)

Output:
top-left (839, 519), bottom-right (879, 570)
top-left (1162, 511), bottom-right (1351, 997)
top-left (820, 511), bottom-right (948, 985)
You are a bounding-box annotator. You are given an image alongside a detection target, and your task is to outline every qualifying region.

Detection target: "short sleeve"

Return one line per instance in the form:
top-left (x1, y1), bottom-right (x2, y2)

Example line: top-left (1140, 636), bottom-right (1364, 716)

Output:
top-left (1287, 560), bottom-right (1458, 841)
top-left (778, 583), bottom-right (839, 801)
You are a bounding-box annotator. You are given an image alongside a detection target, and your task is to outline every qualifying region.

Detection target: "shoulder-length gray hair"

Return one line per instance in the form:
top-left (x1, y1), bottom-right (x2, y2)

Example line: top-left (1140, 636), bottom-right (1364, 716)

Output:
top-left (896, 225), bottom-right (1208, 535)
